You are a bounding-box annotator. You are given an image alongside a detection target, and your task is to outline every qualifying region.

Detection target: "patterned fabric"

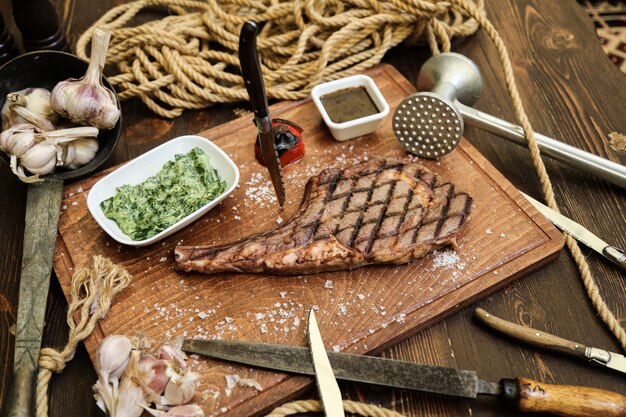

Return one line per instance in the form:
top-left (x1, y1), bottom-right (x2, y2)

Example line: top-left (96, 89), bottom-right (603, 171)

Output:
top-left (583, 1), bottom-right (626, 73)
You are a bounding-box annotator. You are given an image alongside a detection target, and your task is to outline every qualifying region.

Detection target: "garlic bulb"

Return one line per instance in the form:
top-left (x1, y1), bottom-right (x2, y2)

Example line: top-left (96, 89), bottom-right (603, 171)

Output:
top-left (0, 124), bottom-right (100, 182)
top-left (51, 27), bottom-right (120, 130)
top-left (1, 88), bottom-right (57, 131)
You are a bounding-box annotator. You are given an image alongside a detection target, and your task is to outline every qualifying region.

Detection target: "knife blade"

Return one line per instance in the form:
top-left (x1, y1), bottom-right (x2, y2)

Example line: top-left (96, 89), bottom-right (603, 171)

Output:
top-left (182, 338), bottom-right (626, 417)
top-left (475, 308), bottom-right (626, 375)
top-left (307, 310), bottom-right (345, 417)
top-left (239, 20), bottom-right (286, 207)
top-left (521, 192), bottom-right (626, 271)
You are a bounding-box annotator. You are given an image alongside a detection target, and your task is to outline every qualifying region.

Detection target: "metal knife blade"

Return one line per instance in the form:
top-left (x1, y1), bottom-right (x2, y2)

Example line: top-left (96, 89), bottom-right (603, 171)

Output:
top-left (308, 310), bottom-right (345, 417)
top-left (182, 338), bottom-right (497, 398)
top-left (521, 192), bottom-right (626, 271)
top-left (239, 20), bottom-right (286, 207)
top-left (475, 308), bottom-right (626, 376)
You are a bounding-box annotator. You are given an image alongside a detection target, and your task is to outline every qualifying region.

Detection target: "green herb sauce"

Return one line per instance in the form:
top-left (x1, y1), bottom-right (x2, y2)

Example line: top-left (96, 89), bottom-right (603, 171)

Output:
top-left (100, 147), bottom-right (227, 241)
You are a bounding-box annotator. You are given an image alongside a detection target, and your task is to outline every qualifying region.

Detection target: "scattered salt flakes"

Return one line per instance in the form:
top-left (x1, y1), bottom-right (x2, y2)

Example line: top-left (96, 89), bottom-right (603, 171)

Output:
top-left (357, 293), bottom-right (365, 300)
top-left (279, 291), bottom-right (287, 298)
top-left (499, 232), bottom-right (506, 238)
top-left (260, 323), bottom-right (268, 333)
top-left (276, 216), bottom-right (283, 224)
top-left (332, 345), bottom-right (341, 352)
top-left (225, 316), bottom-right (234, 324)
top-left (324, 280), bottom-right (333, 289)
top-left (396, 313), bottom-right (406, 323)
top-left (77, 186), bottom-right (84, 193)
top-left (234, 215), bottom-right (241, 221)
top-left (159, 257), bottom-right (167, 262)
top-left (197, 311), bottom-right (208, 319)
top-left (255, 312), bottom-right (265, 320)
top-left (62, 205), bottom-right (67, 210)
top-left (485, 229), bottom-right (493, 235)
top-left (431, 250), bottom-right (466, 270)
top-left (71, 201), bottom-right (78, 206)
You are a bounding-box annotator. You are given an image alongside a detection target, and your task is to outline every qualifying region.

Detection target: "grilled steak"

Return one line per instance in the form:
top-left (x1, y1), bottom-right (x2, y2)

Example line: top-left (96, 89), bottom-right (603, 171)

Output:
top-left (175, 158), bottom-right (472, 275)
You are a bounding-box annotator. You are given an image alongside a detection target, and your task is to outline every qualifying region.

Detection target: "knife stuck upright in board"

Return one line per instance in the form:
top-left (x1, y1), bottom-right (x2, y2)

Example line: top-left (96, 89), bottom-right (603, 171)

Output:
top-left (182, 338), bottom-right (626, 417)
top-left (239, 20), bottom-right (286, 207)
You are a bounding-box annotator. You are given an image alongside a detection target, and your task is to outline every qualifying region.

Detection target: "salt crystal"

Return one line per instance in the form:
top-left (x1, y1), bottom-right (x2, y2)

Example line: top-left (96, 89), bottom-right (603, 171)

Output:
top-left (159, 257), bottom-right (167, 262)
top-left (332, 345), bottom-right (341, 352)
top-left (276, 216), bottom-right (283, 224)
top-left (280, 291), bottom-right (287, 298)
top-left (324, 280), bottom-right (333, 289)
top-left (198, 312), bottom-right (208, 319)
top-left (486, 229), bottom-right (493, 235)
top-left (357, 294), bottom-right (365, 300)
top-left (499, 232), bottom-right (506, 238)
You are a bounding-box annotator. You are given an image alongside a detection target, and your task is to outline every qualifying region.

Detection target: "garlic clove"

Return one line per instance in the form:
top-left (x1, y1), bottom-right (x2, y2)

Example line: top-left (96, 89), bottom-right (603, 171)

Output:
top-left (51, 27), bottom-right (120, 130)
top-left (19, 141), bottom-right (57, 175)
top-left (161, 404), bottom-right (204, 417)
top-left (65, 138), bottom-right (98, 169)
top-left (96, 335), bottom-right (135, 386)
top-left (162, 368), bottom-right (198, 406)
top-left (159, 345), bottom-right (188, 370)
top-left (0, 124), bottom-right (37, 157)
top-left (115, 373), bottom-right (149, 417)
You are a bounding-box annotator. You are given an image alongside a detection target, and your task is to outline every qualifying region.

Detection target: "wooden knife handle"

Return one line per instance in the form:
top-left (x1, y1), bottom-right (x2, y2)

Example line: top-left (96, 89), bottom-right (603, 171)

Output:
top-left (501, 377), bottom-right (626, 417)
top-left (474, 308), bottom-right (587, 360)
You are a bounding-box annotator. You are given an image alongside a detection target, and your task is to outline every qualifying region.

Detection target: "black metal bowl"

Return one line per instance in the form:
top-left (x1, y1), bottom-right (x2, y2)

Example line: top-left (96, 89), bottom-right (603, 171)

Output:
top-left (0, 50), bottom-right (121, 180)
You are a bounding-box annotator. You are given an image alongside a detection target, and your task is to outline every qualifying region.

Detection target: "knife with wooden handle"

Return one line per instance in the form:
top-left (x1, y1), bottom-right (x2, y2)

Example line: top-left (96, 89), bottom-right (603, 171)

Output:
top-left (183, 338), bottom-right (626, 417)
top-left (474, 307), bottom-right (626, 376)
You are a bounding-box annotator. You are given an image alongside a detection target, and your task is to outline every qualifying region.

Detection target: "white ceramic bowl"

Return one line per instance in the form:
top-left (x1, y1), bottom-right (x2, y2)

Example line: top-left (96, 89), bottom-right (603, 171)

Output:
top-left (87, 135), bottom-right (239, 247)
top-left (311, 74), bottom-right (390, 141)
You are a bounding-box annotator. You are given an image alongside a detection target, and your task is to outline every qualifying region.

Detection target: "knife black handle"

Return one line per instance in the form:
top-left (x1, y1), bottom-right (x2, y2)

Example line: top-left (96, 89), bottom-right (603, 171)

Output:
top-left (500, 377), bottom-right (626, 417)
top-left (239, 20), bottom-right (269, 119)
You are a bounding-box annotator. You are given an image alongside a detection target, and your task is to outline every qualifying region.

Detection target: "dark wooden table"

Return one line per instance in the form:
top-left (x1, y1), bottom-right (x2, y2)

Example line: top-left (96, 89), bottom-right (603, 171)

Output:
top-left (1, 1), bottom-right (625, 416)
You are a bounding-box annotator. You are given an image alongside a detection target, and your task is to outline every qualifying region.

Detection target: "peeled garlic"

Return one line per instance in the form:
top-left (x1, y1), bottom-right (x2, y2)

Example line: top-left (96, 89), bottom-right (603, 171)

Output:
top-left (1, 88), bottom-right (57, 131)
top-left (51, 27), bottom-right (120, 130)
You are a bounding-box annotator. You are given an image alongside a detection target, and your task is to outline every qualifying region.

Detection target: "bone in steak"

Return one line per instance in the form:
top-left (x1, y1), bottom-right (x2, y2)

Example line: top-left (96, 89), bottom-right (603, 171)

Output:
top-left (175, 158), bottom-right (472, 275)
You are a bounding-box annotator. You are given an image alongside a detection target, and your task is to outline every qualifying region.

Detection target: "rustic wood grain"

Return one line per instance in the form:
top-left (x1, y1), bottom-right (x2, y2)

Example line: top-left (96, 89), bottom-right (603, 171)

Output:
top-left (51, 65), bottom-right (563, 417)
top-left (0, 1), bottom-right (624, 417)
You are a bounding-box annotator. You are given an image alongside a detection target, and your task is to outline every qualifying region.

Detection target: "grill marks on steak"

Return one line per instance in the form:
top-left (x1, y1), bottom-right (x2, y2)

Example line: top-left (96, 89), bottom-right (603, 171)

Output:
top-left (175, 158), bottom-right (472, 275)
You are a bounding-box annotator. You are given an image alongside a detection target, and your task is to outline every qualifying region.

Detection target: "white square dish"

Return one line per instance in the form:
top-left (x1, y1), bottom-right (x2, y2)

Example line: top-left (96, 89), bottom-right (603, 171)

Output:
top-left (87, 135), bottom-right (239, 247)
top-left (311, 74), bottom-right (390, 141)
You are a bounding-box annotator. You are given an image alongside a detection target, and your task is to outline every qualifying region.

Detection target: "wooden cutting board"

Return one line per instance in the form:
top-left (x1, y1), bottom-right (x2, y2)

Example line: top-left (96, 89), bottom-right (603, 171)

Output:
top-left (53, 64), bottom-right (563, 417)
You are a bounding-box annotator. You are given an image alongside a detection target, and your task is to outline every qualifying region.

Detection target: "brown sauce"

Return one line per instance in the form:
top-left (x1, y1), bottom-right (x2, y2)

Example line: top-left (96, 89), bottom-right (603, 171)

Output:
top-left (320, 86), bottom-right (380, 124)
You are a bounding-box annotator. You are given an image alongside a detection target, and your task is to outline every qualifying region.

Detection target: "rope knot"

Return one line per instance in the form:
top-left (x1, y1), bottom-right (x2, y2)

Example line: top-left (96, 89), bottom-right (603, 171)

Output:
top-left (38, 348), bottom-right (67, 373)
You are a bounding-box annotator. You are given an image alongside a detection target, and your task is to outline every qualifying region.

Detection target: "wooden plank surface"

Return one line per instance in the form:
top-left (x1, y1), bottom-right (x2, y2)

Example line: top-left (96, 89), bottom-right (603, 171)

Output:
top-left (0, 1), bottom-right (624, 417)
top-left (52, 64), bottom-right (563, 416)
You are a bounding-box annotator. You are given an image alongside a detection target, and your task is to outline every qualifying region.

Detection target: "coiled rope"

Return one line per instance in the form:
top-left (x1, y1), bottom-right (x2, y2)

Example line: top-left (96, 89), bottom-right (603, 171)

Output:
top-left (76, 0), bottom-right (483, 118)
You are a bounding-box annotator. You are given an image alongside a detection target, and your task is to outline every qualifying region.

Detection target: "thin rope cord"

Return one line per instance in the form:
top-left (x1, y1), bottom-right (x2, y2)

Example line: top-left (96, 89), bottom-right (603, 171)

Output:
top-left (35, 257), bottom-right (132, 417)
